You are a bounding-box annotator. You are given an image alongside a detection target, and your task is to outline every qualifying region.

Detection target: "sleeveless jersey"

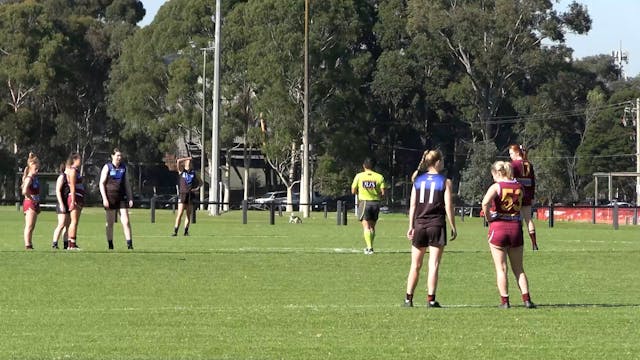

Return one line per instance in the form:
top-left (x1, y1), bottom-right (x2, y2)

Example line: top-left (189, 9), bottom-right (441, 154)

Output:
top-left (25, 175), bottom-right (40, 202)
top-left (413, 172), bottom-right (446, 227)
top-left (58, 172), bottom-right (69, 198)
top-left (68, 166), bottom-right (85, 198)
top-left (490, 180), bottom-right (523, 221)
top-left (511, 159), bottom-right (535, 191)
top-left (105, 162), bottom-right (127, 195)
top-left (179, 169), bottom-right (197, 193)
top-left (351, 170), bottom-right (385, 201)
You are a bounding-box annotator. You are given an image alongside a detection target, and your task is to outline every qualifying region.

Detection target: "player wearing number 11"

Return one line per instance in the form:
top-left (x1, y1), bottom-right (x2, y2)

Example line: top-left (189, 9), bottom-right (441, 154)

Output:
top-left (481, 161), bottom-right (535, 309)
top-left (404, 150), bottom-right (457, 308)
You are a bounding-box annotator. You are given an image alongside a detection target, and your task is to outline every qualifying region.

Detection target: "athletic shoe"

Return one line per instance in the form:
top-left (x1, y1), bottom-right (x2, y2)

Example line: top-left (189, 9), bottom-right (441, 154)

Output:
top-left (108, 242), bottom-right (114, 250)
top-left (183, 232), bottom-right (189, 236)
top-left (427, 301), bottom-right (441, 308)
top-left (499, 303), bottom-right (511, 309)
top-left (52, 242), bottom-right (59, 249)
top-left (171, 233), bottom-right (177, 237)
top-left (127, 244), bottom-right (134, 250)
top-left (402, 299), bottom-right (413, 307)
top-left (67, 243), bottom-right (81, 250)
top-left (25, 245), bottom-right (34, 250)
top-left (524, 301), bottom-right (536, 309)
top-left (363, 248), bottom-right (374, 255)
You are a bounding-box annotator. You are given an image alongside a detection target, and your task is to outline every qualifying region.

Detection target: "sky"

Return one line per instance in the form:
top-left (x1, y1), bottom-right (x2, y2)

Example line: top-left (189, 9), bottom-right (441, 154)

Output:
top-left (139, 0), bottom-right (640, 77)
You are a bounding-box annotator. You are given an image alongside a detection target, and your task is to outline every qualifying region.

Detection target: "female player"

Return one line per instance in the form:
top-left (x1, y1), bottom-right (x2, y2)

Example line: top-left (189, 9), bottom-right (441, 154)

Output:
top-left (508, 144), bottom-right (538, 250)
top-left (404, 150), bottom-right (457, 307)
top-left (66, 153), bottom-right (84, 250)
top-left (22, 152), bottom-right (40, 250)
top-left (481, 161), bottom-right (535, 309)
top-left (99, 148), bottom-right (134, 250)
top-left (172, 157), bottom-right (200, 236)
top-left (52, 162), bottom-right (70, 249)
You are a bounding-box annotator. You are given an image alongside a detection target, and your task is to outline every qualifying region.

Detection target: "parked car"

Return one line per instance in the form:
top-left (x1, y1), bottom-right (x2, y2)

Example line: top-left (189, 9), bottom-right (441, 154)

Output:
top-left (252, 191), bottom-right (287, 210)
top-left (605, 201), bottom-right (633, 207)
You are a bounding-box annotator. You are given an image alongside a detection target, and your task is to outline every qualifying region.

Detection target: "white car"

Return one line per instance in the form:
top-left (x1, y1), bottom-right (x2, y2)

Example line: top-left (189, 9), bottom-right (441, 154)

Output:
top-left (605, 201), bottom-right (633, 207)
top-left (253, 191), bottom-right (287, 209)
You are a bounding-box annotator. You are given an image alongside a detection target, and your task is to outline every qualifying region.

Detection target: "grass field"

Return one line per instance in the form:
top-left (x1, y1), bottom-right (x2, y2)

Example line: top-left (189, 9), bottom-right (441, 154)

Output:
top-left (0, 206), bottom-right (638, 360)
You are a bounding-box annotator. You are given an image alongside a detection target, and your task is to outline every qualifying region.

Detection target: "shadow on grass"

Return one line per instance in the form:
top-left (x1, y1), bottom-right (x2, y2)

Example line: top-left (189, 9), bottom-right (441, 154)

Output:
top-left (428, 303), bottom-right (640, 309)
top-left (538, 303), bottom-right (640, 308)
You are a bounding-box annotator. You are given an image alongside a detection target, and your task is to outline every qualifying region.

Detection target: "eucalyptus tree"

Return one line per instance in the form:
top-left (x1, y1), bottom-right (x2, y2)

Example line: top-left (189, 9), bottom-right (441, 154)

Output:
top-left (407, 0), bottom-right (591, 143)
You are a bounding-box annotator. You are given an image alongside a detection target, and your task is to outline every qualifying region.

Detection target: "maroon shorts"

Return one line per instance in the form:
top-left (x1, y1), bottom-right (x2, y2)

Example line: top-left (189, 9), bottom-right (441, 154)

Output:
top-left (521, 188), bottom-right (534, 207)
top-left (67, 194), bottom-right (85, 210)
top-left (488, 221), bottom-right (523, 248)
top-left (23, 199), bottom-right (41, 214)
top-left (412, 225), bottom-right (447, 248)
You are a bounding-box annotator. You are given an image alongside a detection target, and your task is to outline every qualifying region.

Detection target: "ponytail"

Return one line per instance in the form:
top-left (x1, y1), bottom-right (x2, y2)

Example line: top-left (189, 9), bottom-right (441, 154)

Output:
top-left (22, 152), bottom-right (39, 182)
top-left (491, 161), bottom-right (513, 180)
top-left (508, 144), bottom-right (528, 161)
top-left (412, 149), bottom-right (443, 181)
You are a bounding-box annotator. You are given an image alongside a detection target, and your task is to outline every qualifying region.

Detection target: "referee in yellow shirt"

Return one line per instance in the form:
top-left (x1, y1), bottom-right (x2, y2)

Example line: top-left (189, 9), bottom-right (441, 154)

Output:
top-left (351, 158), bottom-right (386, 254)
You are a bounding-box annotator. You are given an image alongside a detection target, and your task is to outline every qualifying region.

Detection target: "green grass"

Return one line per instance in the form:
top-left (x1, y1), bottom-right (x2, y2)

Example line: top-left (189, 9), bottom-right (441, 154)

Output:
top-left (0, 206), bottom-right (638, 359)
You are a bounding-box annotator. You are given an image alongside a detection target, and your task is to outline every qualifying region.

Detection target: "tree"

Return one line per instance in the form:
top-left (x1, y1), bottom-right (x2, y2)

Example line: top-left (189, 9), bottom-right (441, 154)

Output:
top-left (407, 0), bottom-right (591, 143)
top-left (459, 140), bottom-right (497, 205)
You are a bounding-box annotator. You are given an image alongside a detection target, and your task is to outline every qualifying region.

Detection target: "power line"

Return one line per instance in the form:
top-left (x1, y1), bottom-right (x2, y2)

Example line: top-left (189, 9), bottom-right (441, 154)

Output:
top-left (483, 102), bottom-right (630, 125)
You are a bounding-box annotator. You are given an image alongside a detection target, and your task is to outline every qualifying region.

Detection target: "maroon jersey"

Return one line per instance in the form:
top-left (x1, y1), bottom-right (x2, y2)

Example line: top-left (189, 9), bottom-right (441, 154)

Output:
top-left (511, 159), bottom-right (535, 205)
top-left (487, 180), bottom-right (524, 247)
top-left (67, 166), bottom-right (85, 198)
top-left (490, 180), bottom-right (523, 221)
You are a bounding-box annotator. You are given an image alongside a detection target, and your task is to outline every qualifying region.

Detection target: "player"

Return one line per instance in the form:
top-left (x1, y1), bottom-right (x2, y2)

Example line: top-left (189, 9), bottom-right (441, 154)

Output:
top-left (351, 158), bottom-right (386, 254)
top-left (22, 152), bottom-right (40, 250)
top-left (509, 144), bottom-right (538, 250)
top-left (52, 162), bottom-right (70, 249)
top-left (99, 148), bottom-right (134, 250)
top-left (172, 157), bottom-right (201, 236)
top-left (66, 152), bottom-right (84, 250)
top-left (404, 150), bottom-right (457, 307)
top-left (481, 161), bottom-right (535, 309)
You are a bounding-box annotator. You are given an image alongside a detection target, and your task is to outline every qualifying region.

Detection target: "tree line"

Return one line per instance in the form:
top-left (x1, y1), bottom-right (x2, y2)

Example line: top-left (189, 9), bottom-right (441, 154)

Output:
top-left (1, 0), bottom-right (639, 205)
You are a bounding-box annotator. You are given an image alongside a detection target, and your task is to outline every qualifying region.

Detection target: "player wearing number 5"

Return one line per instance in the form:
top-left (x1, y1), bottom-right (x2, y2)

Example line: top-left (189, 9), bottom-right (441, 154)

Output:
top-left (482, 161), bottom-right (535, 309)
top-left (351, 158), bottom-right (386, 255)
top-left (509, 144), bottom-right (538, 250)
top-left (404, 150), bottom-right (456, 308)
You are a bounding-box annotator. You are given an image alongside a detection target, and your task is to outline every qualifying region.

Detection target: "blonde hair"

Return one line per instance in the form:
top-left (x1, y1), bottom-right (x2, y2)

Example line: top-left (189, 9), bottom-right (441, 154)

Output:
top-left (412, 149), bottom-right (443, 182)
top-left (491, 161), bottom-right (513, 179)
top-left (22, 152), bottom-right (40, 182)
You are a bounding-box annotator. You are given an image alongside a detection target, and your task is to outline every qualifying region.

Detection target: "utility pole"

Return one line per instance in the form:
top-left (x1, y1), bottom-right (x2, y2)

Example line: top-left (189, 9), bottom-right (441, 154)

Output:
top-left (636, 98), bottom-right (640, 206)
top-left (199, 46), bottom-right (213, 210)
top-left (209, 0), bottom-right (221, 216)
top-left (301, 0), bottom-right (310, 218)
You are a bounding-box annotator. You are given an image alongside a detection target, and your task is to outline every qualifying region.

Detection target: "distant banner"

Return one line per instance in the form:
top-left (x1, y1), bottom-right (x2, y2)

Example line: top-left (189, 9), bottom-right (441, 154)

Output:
top-left (536, 207), bottom-right (639, 225)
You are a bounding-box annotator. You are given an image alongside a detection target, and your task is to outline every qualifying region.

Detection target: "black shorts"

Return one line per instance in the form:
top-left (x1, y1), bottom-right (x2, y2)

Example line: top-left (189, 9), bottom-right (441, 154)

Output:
top-left (358, 200), bottom-right (380, 222)
top-left (106, 193), bottom-right (128, 210)
top-left (412, 225), bottom-right (447, 248)
top-left (178, 192), bottom-right (196, 205)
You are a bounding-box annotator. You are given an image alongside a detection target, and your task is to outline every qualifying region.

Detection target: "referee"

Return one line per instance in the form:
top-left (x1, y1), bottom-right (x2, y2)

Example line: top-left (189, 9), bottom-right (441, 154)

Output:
top-left (351, 158), bottom-right (386, 254)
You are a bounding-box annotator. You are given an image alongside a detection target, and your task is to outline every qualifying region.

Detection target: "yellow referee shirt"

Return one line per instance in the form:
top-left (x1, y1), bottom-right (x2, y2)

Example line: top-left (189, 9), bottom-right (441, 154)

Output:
top-left (351, 170), bottom-right (386, 201)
